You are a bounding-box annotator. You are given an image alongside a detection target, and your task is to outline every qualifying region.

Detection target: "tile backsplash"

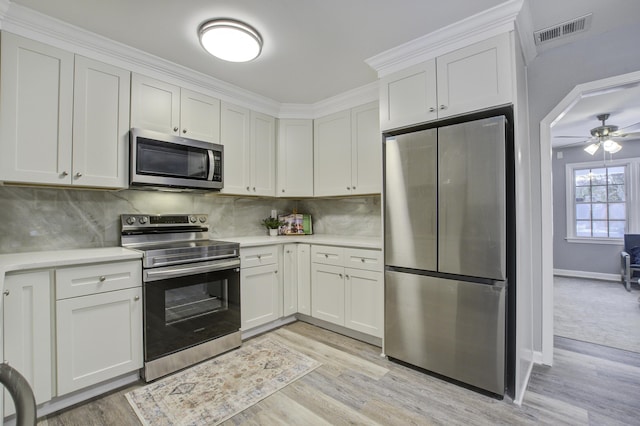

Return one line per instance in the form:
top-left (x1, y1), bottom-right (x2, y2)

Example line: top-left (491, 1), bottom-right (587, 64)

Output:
top-left (0, 186), bottom-right (381, 254)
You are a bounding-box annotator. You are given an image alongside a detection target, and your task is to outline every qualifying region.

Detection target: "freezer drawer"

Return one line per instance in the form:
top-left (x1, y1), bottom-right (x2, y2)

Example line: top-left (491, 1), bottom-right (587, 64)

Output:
top-left (385, 270), bottom-right (505, 395)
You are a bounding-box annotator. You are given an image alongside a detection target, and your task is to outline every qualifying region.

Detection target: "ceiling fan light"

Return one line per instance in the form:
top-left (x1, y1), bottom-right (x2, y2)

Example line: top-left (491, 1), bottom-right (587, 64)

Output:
top-left (198, 19), bottom-right (262, 62)
top-left (584, 143), bottom-right (600, 155)
top-left (604, 140), bottom-right (622, 153)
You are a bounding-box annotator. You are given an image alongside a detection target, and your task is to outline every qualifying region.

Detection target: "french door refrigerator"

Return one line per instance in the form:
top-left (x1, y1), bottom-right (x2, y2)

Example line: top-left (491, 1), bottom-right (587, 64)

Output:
top-left (384, 108), bottom-right (514, 397)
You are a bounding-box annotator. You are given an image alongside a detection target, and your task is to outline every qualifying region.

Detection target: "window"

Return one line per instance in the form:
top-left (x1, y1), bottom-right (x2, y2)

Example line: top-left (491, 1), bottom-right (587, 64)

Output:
top-left (573, 166), bottom-right (626, 238)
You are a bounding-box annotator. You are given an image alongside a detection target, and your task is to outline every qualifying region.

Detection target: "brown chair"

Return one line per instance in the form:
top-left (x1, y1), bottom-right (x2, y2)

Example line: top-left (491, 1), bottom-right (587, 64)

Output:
top-left (620, 234), bottom-right (640, 291)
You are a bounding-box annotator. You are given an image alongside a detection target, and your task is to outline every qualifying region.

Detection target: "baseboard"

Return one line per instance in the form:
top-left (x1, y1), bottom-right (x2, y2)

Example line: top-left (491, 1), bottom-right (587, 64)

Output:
top-left (532, 350), bottom-right (545, 365)
top-left (553, 268), bottom-right (621, 282)
top-left (295, 314), bottom-right (383, 347)
top-left (512, 359), bottom-right (534, 406)
top-left (241, 315), bottom-right (297, 340)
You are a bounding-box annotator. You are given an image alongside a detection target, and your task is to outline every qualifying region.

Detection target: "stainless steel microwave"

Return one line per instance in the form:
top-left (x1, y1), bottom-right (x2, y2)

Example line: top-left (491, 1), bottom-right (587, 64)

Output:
top-left (130, 128), bottom-right (223, 190)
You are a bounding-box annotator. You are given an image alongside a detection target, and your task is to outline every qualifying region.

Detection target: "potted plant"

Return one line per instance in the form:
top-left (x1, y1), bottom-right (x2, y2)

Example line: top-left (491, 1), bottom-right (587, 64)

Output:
top-left (261, 217), bottom-right (284, 236)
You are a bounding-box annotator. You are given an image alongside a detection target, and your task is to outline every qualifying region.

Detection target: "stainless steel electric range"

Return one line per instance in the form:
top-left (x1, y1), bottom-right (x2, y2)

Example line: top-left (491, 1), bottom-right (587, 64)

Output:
top-left (121, 213), bottom-right (241, 382)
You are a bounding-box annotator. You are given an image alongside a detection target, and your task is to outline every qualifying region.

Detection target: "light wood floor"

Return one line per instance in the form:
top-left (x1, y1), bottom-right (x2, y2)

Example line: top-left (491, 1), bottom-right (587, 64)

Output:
top-left (39, 321), bottom-right (640, 425)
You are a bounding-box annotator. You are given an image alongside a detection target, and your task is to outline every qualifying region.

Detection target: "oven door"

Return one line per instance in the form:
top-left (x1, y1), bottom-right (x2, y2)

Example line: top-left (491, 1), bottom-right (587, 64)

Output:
top-left (143, 258), bottom-right (240, 361)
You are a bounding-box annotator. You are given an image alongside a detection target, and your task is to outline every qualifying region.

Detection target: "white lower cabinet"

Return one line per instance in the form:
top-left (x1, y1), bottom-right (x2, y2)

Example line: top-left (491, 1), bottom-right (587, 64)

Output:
top-left (283, 243), bottom-right (311, 316)
top-left (296, 244), bottom-right (311, 316)
top-left (56, 287), bottom-right (143, 395)
top-left (54, 260), bottom-right (143, 396)
top-left (3, 270), bottom-right (54, 417)
top-left (310, 245), bottom-right (383, 337)
top-left (240, 246), bottom-right (282, 330)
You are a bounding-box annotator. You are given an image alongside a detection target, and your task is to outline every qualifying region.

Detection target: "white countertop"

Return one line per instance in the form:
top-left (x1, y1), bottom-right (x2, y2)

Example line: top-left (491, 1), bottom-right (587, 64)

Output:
top-left (222, 234), bottom-right (382, 250)
top-left (0, 247), bottom-right (142, 275)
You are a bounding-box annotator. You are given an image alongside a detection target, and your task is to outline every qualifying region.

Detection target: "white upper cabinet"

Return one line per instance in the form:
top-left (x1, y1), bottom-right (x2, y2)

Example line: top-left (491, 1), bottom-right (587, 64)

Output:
top-left (0, 32), bottom-right (74, 185)
top-left (221, 102), bottom-right (275, 196)
top-left (314, 101), bottom-right (380, 197)
top-left (277, 119), bottom-right (313, 197)
top-left (0, 32), bottom-right (130, 188)
top-left (72, 56), bottom-right (130, 188)
top-left (131, 74), bottom-right (221, 143)
top-left (379, 33), bottom-right (513, 131)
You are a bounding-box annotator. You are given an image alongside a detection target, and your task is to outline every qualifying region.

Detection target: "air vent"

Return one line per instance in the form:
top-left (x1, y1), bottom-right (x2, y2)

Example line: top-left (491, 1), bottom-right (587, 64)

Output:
top-left (533, 13), bottom-right (592, 45)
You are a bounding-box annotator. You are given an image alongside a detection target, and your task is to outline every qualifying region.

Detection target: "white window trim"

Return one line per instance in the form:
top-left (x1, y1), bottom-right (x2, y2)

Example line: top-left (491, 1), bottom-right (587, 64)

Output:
top-left (565, 157), bottom-right (640, 244)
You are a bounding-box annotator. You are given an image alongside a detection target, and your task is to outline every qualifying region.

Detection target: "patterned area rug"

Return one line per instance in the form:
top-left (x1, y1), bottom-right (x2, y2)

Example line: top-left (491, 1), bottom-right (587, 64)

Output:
top-left (126, 338), bottom-right (321, 425)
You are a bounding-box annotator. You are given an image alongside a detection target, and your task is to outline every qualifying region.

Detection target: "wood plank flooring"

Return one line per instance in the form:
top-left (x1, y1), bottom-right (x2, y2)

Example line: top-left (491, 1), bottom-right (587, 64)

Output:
top-left (38, 322), bottom-right (640, 425)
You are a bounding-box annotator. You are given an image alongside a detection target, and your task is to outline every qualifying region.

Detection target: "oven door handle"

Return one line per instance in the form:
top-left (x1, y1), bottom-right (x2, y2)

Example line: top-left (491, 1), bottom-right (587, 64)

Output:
top-left (144, 259), bottom-right (240, 282)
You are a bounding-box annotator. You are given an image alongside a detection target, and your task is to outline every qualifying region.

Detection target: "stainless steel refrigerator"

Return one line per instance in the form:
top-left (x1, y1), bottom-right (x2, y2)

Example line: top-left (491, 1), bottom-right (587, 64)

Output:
top-left (384, 111), bottom-right (513, 397)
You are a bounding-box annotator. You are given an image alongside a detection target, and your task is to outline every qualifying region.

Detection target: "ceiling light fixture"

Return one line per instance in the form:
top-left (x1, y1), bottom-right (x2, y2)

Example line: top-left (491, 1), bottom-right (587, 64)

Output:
top-left (198, 19), bottom-right (262, 62)
top-left (583, 113), bottom-right (623, 156)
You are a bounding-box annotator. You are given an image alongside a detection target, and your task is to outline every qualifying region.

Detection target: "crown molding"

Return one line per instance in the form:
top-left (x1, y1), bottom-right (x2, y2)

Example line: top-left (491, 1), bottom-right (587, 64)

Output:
top-left (515, 0), bottom-right (537, 65)
top-left (279, 82), bottom-right (379, 119)
top-left (365, 0), bottom-right (524, 78)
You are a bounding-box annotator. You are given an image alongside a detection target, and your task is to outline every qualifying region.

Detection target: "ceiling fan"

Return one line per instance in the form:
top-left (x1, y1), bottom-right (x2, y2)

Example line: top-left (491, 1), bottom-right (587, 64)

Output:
top-left (555, 113), bottom-right (640, 155)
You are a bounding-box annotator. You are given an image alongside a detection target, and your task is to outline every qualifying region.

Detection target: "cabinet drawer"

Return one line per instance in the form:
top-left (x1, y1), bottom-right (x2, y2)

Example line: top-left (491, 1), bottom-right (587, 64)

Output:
top-left (344, 248), bottom-right (383, 272)
top-left (56, 260), bottom-right (141, 300)
top-left (311, 245), bottom-right (344, 266)
top-left (241, 245), bottom-right (279, 268)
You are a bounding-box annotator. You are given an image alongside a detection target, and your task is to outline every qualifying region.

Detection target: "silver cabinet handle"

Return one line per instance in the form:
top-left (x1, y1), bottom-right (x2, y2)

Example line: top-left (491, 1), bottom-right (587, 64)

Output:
top-left (429, 107), bottom-right (436, 112)
top-left (439, 105), bottom-right (447, 110)
top-left (3, 290), bottom-right (9, 296)
top-left (99, 276), bottom-right (106, 282)
top-left (60, 171), bottom-right (68, 177)
top-left (75, 172), bottom-right (82, 178)
top-left (134, 295), bottom-right (140, 301)
top-left (173, 126), bottom-right (179, 132)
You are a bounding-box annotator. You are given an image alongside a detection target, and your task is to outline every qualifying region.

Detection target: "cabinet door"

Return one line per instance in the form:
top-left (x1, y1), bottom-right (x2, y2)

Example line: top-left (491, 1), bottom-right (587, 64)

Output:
top-left (180, 88), bottom-right (221, 143)
top-left (436, 33), bottom-right (512, 118)
top-left (277, 119), bottom-right (313, 197)
top-left (130, 73), bottom-right (180, 135)
top-left (240, 263), bottom-right (281, 330)
top-left (0, 32), bottom-right (74, 185)
top-left (314, 110), bottom-right (352, 196)
top-left (56, 287), bottom-right (143, 395)
top-left (3, 271), bottom-right (53, 417)
top-left (311, 263), bottom-right (345, 326)
top-left (345, 268), bottom-right (383, 337)
top-left (72, 56), bottom-right (130, 188)
top-left (220, 102), bottom-right (251, 195)
top-left (351, 102), bottom-right (381, 195)
top-left (379, 59), bottom-right (437, 131)
top-left (251, 112), bottom-right (276, 196)
top-left (282, 244), bottom-right (298, 316)
top-left (296, 244), bottom-right (312, 316)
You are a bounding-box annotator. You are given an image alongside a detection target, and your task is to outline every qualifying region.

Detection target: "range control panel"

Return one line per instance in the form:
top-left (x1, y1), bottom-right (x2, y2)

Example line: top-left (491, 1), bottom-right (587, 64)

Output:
top-left (121, 214), bottom-right (208, 231)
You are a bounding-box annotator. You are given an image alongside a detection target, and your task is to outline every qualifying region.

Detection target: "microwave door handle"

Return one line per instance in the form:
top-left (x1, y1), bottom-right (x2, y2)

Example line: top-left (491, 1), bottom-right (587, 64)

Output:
top-left (207, 150), bottom-right (215, 181)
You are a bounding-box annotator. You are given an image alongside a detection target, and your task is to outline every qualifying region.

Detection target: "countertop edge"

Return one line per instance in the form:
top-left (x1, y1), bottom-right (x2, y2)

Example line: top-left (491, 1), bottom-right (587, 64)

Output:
top-left (222, 235), bottom-right (382, 250)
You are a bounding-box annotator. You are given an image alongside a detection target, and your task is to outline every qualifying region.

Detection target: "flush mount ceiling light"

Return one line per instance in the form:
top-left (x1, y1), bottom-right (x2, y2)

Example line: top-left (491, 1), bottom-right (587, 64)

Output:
top-left (198, 19), bottom-right (262, 62)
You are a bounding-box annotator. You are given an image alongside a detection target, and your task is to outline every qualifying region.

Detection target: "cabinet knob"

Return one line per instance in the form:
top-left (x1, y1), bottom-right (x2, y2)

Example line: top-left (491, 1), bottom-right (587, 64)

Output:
top-left (346, 275), bottom-right (350, 279)
top-left (324, 254), bottom-right (328, 258)
top-left (60, 171), bottom-right (68, 177)
top-left (99, 276), bottom-right (106, 282)
top-left (352, 186), bottom-right (356, 190)
top-left (182, 129), bottom-right (187, 134)
top-left (361, 258), bottom-right (365, 263)
top-left (429, 107), bottom-right (436, 112)
top-left (246, 186), bottom-right (250, 191)
top-left (339, 273), bottom-right (343, 279)
top-left (134, 295), bottom-right (140, 301)
top-left (347, 186), bottom-right (350, 190)
top-left (173, 126), bottom-right (179, 132)
top-left (439, 105), bottom-right (447, 110)
top-left (274, 270), bottom-right (278, 274)
top-left (253, 187), bottom-right (256, 191)
top-left (282, 189), bottom-right (285, 193)
top-left (3, 290), bottom-right (9, 296)
top-left (75, 172), bottom-right (83, 178)
top-left (257, 255), bottom-right (261, 260)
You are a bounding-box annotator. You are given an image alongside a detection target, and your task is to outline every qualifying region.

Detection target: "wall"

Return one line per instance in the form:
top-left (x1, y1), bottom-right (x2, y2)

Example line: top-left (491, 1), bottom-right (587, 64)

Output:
top-left (527, 22), bottom-right (640, 351)
top-left (0, 186), bottom-right (381, 254)
top-left (552, 141), bottom-right (640, 273)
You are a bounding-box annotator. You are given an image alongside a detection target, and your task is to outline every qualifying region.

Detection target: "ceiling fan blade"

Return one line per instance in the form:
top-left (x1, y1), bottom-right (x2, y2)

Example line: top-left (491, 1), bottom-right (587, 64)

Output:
top-left (553, 135), bottom-right (587, 139)
top-left (557, 139), bottom-right (591, 148)
top-left (619, 121), bottom-right (640, 133)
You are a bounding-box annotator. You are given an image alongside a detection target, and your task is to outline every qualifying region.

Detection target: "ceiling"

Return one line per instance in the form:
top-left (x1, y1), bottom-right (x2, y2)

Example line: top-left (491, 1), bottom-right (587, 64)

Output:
top-left (9, 0), bottom-right (640, 127)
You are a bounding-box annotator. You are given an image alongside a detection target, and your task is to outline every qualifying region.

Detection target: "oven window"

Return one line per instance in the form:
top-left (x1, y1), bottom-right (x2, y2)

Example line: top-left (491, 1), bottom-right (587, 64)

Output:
top-left (137, 137), bottom-right (208, 179)
top-left (165, 281), bottom-right (228, 324)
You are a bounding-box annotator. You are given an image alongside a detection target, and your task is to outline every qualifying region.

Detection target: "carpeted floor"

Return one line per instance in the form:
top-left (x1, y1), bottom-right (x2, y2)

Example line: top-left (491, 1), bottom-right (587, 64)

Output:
top-left (554, 276), bottom-right (640, 353)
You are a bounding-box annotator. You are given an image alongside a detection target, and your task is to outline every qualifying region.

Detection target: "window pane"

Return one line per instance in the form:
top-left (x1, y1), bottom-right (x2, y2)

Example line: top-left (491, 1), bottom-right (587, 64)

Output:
top-left (608, 184), bottom-right (625, 201)
top-left (609, 203), bottom-right (626, 220)
top-left (576, 204), bottom-right (591, 220)
top-left (576, 221), bottom-right (591, 237)
top-left (592, 221), bottom-right (608, 237)
top-left (574, 169), bottom-right (590, 186)
top-left (608, 167), bottom-right (625, 184)
top-left (592, 204), bottom-right (607, 220)
top-left (591, 168), bottom-right (607, 185)
top-left (609, 221), bottom-right (626, 238)
top-left (591, 186), bottom-right (607, 202)
top-left (575, 186), bottom-right (591, 202)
